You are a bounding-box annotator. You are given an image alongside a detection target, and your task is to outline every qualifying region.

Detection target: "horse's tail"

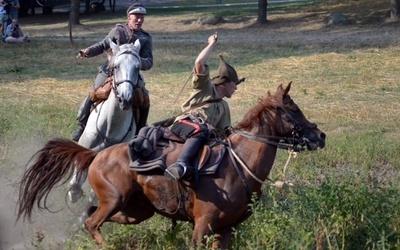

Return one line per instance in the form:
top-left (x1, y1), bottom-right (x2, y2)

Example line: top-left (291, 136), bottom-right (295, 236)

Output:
top-left (16, 138), bottom-right (97, 222)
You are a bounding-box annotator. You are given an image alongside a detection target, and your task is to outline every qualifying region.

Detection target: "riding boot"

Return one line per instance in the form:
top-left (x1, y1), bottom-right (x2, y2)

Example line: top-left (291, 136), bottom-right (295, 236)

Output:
top-left (136, 106), bottom-right (150, 135)
top-left (70, 95), bottom-right (93, 142)
top-left (164, 137), bottom-right (203, 181)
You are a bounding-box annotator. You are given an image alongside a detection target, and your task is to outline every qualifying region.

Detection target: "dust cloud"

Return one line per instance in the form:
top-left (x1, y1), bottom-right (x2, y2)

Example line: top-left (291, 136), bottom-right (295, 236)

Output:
top-left (0, 134), bottom-right (90, 250)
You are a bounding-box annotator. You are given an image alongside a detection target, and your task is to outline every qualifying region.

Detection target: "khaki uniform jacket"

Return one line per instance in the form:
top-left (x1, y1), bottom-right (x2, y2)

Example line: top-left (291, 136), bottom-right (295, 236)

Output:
top-left (180, 65), bottom-right (231, 135)
top-left (84, 23), bottom-right (153, 72)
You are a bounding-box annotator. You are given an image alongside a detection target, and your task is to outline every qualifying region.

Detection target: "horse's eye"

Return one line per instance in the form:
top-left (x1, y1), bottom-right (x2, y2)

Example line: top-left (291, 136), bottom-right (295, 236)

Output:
top-left (292, 105), bottom-right (299, 111)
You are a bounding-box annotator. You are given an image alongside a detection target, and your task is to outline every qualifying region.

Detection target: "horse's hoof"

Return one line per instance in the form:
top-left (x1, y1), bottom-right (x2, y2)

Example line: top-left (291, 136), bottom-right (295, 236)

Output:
top-left (68, 186), bottom-right (84, 203)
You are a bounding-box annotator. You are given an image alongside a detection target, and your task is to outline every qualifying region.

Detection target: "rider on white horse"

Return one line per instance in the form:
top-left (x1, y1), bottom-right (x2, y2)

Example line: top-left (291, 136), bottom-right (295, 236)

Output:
top-left (71, 3), bottom-right (153, 142)
top-left (69, 40), bottom-right (142, 203)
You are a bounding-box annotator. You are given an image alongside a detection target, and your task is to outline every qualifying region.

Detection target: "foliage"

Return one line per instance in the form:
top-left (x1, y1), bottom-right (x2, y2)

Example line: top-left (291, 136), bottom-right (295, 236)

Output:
top-left (231, 178), bottom-right (400, 250)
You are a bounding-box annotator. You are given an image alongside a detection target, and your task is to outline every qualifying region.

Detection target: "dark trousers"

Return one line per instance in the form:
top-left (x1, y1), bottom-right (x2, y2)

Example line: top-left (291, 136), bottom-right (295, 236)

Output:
top-left (171, 118), bottom-right (210, 143)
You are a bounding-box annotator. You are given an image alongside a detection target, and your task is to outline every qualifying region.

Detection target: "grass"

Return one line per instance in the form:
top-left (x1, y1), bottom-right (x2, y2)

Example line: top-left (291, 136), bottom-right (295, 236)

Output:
top-left (1, 0), bottom-right (400, 249)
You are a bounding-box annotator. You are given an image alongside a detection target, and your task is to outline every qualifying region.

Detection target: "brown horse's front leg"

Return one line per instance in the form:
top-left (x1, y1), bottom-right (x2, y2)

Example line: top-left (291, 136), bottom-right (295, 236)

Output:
top-left (192, 218), bottom-right (234, 249)
top-left (192, 216), bottom-right (214, 248)
top-left (212, 229), bottom-right (233, 250)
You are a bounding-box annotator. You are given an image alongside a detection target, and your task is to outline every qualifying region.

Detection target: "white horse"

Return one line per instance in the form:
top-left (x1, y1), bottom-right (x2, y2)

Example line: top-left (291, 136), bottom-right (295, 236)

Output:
top-left (68, 39), bottom-right (141, 203)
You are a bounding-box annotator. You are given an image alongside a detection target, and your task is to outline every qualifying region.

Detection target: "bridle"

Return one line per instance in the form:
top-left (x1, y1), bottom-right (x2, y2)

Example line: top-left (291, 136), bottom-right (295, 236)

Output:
top-left (232, 105), bottom-right (316, 153)
top-left (226, 101), bottom-right (316, 197)
top-left (111, 50), bottom-right (140, 98)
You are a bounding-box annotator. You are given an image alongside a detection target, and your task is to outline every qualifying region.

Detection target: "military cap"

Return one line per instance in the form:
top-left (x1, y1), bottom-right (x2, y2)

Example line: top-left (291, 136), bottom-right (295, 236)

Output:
top-left (211, 55), bottom-right (244, 85)
top-left (127, 3), bottom-right (147, 15)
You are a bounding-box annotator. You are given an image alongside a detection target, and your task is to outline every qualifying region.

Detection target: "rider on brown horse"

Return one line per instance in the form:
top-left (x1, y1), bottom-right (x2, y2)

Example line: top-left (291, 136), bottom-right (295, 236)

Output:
top-left (164, 33), bottom-right (245, 181)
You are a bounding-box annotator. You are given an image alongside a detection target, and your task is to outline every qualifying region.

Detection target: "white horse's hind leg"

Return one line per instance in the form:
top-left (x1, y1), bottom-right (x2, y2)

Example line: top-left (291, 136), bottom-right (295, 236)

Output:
top-left (68, 167), bottom-right (88, 203)
top-left (88, 188), bottom-right (98, 204)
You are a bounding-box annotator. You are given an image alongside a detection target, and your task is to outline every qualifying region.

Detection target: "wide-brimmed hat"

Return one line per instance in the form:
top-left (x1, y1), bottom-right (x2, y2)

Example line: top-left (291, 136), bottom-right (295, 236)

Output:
top-left (211, 55), bottom-right (244, 85)
top-left (127, 3), bottom-right (147, 15)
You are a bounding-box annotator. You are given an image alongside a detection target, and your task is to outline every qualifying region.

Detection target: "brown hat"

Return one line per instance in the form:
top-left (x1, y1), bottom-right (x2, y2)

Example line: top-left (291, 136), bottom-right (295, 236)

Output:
top-left (211, 55), bottom-right (244, 85)
top-left (127, 3), bottom-right (147, 15)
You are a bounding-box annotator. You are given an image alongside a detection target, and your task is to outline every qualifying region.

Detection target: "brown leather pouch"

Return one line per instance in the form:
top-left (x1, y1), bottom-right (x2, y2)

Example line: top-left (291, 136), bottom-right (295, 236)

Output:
top-left (90, 77), bottom-right (113, 102)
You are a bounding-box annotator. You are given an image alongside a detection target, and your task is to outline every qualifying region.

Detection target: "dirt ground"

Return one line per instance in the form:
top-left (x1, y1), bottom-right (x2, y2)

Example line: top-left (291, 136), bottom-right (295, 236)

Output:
top-left (0, 1), bottom-right (399, 249)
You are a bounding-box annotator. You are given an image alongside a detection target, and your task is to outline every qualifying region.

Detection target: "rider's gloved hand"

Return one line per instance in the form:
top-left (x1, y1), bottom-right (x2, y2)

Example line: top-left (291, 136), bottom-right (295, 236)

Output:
top-left (76, 50), bottom-right (88, 59)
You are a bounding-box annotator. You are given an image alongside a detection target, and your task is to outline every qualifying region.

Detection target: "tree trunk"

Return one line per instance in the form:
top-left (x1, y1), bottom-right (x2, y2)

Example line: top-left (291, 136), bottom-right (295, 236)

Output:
top-left (69, 0), bottom-right (81, 25)
top-left (256, 0), bottom-right (268, 24)
top-left (85, 0), bottom-right (90, 14)
top-left (391, 0), bottom-right (400, 19)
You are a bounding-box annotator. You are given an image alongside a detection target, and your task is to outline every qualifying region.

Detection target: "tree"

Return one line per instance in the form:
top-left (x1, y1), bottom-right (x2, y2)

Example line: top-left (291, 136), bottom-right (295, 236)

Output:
top-left (69, 0), bottom-right (81, 25)
top-left (256, 0), bottom-right (268, 24)
top-left (391, 0), bottom-right (400, 19)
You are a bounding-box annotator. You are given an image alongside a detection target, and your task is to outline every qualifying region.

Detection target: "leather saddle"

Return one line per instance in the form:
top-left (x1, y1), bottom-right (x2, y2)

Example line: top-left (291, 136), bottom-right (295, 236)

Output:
top-left (128, 126), bottom-right (226, 176)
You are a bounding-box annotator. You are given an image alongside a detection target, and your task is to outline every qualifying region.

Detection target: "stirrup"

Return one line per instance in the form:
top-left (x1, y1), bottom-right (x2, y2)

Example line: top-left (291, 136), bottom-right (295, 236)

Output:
top-left (164, 162), bottom-right (187, 181)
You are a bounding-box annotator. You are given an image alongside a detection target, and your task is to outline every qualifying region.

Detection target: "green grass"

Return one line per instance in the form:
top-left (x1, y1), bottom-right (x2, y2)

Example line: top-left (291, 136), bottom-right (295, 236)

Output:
top-left (1, 0), bottom-right (400, 249)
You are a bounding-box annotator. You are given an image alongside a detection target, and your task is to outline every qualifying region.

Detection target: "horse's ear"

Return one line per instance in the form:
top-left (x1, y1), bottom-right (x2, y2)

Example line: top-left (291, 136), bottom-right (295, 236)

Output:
top-left (275, 81), bottom-right (292, 101)
top-left (275, 84), bottom-right (285, 97)
top-left (283, 81), bottom-right (292, 96)
top-left (109, 38), bottom-right (119, 53)
top-left (133, 39), bottom-right (141, 53)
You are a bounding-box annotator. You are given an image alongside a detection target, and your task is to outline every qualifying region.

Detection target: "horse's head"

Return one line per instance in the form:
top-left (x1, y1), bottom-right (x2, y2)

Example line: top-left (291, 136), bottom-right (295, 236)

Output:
top-left (270, 82), bottom-right (326, 150)
top-left (235, 82), bottom-right (326, 151)
top-left (109, 39), bottom-right (141, 110)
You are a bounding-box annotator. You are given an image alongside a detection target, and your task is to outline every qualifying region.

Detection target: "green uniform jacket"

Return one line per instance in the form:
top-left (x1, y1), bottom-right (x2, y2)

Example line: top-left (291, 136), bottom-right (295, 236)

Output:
top-left (180, 65), bottom-right (231, 135)
top-left (84, 23), bottom-right (153, 71)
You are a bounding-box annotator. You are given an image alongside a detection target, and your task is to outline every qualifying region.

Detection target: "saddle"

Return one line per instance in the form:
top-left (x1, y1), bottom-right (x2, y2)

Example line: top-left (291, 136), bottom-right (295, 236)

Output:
top-left (90, 76), bottom-right (150, 108)
top-left (128, 126), bottom-right (226, 176)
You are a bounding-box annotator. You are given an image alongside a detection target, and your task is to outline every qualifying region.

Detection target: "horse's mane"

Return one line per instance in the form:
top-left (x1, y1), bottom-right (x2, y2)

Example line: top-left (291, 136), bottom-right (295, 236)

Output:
top-left (235, 91), bottom-right (277, 130)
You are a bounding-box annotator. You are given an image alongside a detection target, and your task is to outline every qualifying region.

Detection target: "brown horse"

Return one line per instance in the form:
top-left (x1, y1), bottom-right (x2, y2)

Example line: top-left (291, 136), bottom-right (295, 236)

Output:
top-left (17, 83), bottom-right (325, 249)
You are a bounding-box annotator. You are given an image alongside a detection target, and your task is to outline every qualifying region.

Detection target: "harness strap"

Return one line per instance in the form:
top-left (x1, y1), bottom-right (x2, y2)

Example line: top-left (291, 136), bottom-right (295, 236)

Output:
top-left (228, 140), bottom-right (264, 185)
top-left (227, 139), bottom-right (252, 201)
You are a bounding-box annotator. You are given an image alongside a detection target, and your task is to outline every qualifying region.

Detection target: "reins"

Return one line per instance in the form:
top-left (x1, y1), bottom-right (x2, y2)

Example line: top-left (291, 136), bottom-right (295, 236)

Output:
top-left (226, 131), bottom-right (298, 202)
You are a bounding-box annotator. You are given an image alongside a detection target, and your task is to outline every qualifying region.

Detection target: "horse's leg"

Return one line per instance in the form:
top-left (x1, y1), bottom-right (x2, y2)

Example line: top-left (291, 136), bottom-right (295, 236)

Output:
top-left (192, 216), bottom-right (213, 247)
top-left (212, 229), bottom-right (233, 250)
top-left (192, 217), bottom-right (233, 249)
top-left (68, 167), bottom-right (88, 203)
top-left (84, 145), bottom-right (135, 245)
top-left (85, 194), bottom-right (155, 245)
top-left (84, 197), bottom-right (120, 246)
top-left (109, 202), bottom-right (154, 224)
